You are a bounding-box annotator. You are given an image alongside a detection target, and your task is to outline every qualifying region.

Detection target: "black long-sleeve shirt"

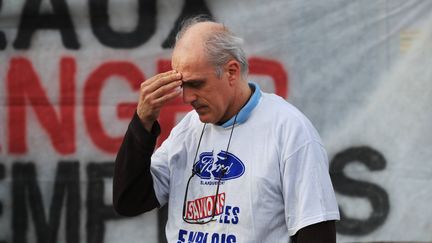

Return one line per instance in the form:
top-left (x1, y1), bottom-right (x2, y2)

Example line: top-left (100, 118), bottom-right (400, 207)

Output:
top-left (113, 112), bottom-right (160, 216)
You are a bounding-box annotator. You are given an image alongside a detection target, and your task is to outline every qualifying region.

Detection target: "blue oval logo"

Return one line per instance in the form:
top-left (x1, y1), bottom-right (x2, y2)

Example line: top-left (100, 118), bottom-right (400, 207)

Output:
top-left (193, 151), bottom-right (245, 181)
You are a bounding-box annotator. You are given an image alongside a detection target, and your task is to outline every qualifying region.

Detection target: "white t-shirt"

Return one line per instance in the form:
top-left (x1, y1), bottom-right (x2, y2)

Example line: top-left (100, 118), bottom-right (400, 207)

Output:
top-left (150, 84), bottom-right (340, 243)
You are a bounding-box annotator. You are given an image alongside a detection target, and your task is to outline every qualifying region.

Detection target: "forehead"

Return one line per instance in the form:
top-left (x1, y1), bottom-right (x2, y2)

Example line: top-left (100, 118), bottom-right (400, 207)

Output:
top-left (171, 48), bottom-right (214, 80)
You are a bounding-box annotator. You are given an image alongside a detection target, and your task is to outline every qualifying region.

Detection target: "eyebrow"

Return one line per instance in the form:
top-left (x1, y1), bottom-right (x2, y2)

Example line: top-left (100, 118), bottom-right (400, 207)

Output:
top-left (181, 79), bottom-right (205, 88)
top-left (182, 78), bottom-right (205, 83)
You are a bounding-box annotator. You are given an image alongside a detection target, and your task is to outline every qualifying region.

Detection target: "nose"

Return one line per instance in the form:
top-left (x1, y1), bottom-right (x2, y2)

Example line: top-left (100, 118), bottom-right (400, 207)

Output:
top-left (182, 87), bottom-right (196, 105)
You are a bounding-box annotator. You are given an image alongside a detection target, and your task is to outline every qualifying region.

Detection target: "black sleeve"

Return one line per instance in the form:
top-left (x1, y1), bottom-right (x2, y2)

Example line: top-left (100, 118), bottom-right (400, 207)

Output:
top-left (290, 220), bottom-right (336, 243)
top-left (113, 112), bottom-right (161, 216)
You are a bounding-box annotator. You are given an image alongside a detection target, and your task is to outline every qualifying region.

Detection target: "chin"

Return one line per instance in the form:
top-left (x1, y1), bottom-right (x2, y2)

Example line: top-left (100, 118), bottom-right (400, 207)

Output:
top-left (197, 114), bottom-right (217, 124)
top-left (198, 116), bottom-right (213, 124)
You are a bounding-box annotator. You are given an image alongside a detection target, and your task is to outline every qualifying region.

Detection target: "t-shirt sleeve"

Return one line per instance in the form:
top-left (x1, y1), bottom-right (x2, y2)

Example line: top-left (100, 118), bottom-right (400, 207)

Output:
top-left (150, 112), bottom-right (194, 207)
top-left (150, 138), bottom-right (172, 207)
top-left (282, 140), bottom-right (340, 236)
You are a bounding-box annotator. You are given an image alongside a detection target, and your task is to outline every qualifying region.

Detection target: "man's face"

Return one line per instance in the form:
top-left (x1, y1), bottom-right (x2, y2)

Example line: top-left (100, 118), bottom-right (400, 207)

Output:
top-left (172, 55), bottom-right (234, 124)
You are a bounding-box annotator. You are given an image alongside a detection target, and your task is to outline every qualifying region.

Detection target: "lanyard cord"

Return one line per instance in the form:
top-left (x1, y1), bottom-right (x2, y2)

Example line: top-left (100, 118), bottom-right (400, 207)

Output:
top-left (191, 113), bottom-right (239, 173)
top-left (182, 114), bottom-right (239, 224)
top-left (191, 123), bottom-right (207, 174)
top-left (225, 113), bottom-right (238, 155)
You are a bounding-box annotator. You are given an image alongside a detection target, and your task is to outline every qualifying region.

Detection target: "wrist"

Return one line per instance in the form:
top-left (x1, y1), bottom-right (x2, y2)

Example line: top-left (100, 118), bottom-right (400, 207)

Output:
top-left (137, 112), bottom-right (156, 132)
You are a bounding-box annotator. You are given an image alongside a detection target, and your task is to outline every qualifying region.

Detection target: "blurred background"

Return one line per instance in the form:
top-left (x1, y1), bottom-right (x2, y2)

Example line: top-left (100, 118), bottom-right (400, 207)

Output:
top-left (0, 0), bottom-right (431, 242)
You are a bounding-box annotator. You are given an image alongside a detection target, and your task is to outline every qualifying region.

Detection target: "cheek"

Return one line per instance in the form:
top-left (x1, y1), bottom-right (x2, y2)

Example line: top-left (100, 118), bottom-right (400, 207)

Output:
top-left (201, 86), bottom-right (228, 112)
top-left (214, 98), bottom-right (230, 115)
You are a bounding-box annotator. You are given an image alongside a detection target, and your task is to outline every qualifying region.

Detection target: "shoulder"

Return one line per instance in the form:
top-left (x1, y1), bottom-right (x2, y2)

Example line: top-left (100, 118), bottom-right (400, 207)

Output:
top-left (260, 93), bottom-right (307, 121)
top-left (258, 93), bottom-right (322, 144)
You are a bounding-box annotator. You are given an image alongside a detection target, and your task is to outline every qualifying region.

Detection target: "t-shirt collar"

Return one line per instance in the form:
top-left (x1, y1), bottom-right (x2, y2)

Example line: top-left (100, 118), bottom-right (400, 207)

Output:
top-left (220, 82), bottom-right (262, 128)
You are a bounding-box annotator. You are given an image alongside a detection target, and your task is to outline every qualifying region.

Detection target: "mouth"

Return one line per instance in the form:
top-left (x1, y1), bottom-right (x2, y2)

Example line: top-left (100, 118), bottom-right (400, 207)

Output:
top-left (193, 105), bottom-right (208, 113)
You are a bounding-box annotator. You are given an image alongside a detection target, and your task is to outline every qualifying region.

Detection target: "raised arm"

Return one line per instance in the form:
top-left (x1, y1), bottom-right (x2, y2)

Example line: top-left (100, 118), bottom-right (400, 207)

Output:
top-left (113, 70), bottom-right (182, 216)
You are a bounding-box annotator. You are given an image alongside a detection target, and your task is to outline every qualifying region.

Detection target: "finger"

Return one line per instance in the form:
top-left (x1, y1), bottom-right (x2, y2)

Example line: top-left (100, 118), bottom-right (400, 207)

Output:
top-left (151, 87), bottom-right (182, 107)
top-left (141, 70), bottom-right (179, 88)
top-left (151, 80), bottom-right (182, 99)
top-left (150, 69), bottom-right (177, 81)
top-left (142, 71), bottom-right (182, 94)
top-left (138, 79), bottom-right (181, 108)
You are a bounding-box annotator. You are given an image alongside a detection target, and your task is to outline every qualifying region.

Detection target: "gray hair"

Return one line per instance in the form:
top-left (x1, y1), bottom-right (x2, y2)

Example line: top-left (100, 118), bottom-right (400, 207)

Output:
top-left (175, 16), bottom-right (249, 79)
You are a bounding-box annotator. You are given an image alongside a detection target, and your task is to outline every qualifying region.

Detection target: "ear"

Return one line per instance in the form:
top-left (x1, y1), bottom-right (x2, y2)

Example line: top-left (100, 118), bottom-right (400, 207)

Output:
top-left (225, 60), bottom-right (241, 86)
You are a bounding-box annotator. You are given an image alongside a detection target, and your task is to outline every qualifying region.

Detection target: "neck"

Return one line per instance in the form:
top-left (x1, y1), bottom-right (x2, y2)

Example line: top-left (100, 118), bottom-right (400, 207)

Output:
top-left (219, 81), bottom-right (252, 123)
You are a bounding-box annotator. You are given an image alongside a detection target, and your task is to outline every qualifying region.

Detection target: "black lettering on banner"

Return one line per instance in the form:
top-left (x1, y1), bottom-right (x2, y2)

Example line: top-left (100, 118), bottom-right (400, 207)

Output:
top-left (86, 162), bottom-right (123, 243)
top-left (12, 161), bottom-right (80, 243)
top-left (330, 146), bottom-right (390, 235)
top-left (162, 0), bottom-right (213, 48)
top-left (0, 0), bottom-right (6, 50)
top-left (13, 0), bottom-right (80, 49)
top-left (89, 0), bottom-right (156, 48)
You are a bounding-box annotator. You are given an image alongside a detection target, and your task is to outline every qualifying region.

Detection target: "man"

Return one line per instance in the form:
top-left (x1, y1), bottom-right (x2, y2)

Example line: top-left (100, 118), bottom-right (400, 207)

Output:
top-left (114, 17), bottom-right (340, 243)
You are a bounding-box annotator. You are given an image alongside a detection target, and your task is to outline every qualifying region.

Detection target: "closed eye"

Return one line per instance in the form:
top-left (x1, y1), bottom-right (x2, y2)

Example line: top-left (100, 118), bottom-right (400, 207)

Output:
top-left (182, 80), bottom-right (204, 89)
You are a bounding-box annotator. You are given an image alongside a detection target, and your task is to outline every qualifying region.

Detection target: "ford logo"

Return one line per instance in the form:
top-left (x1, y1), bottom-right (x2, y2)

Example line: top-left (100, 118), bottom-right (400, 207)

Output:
top-left (193, 151), bottom-right (245, 181)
